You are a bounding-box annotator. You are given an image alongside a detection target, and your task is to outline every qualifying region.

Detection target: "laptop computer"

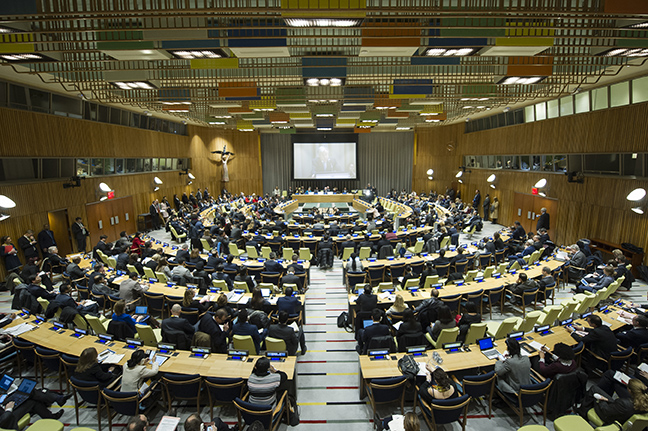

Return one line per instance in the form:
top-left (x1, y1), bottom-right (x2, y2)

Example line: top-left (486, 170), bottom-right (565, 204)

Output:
top-left (134, 306), bottom-right (147, 315)
top-left (4, 378), bottom-right (37, 408)
top-left (478, 337), bottom-right (500, 360)
top-left (0, 374), bottom-right (13, 403)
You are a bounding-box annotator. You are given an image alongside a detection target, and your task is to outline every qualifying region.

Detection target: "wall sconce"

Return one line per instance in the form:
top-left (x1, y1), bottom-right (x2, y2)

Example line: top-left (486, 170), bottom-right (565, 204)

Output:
top-left (0, 195), bottom-right (15, 221)
top-left (98, 182), bottom-right (113, 201)
top-left (427, 169), bottom-right (433, 180)
top-left (153, 176), bottom-right (163, 192)
top-left (487, 174), bottom-right (497, 189)
top-left (534, 178), bottom-right (548, 196)
top-left (627, 188), bottom-right (646, 214)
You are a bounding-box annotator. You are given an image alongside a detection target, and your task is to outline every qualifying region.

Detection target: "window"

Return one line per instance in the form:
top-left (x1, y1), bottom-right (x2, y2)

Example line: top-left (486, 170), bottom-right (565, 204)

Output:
top-left (560, 96), bottom-right (573, 116)
top-left (584, 154), bottom-right (620, 175)
top-left (622, 153), bottom-right (643, 177)
top-left (9, 84), bottom-right (27, 109)
top-left (520, 155), bottom-right (531, 171)
top-left (126, 159), bottom-right (137, 173)
top-left (632, 76), bottom-right (648, 104)
top-left (115, 159), bottom-right (124, 174)
top-left (84, 102), bottom-right (97, 121)
top-left (547, 100), bottom-right (559, 119)
top-left (524, 105), bottom-right (535, 122)
top-left (610, 81), bottom-right (630, 108)
top-left (575, 91), bottom-right (590, 113)
top-left (103, 158), bottom-right (115, 175)
top-left (535, 102), bottom-right (546, 120)
top-left (553, 155), bottom-right (567, 172)
top-left (52, 94), bottom-right (81, 117)
top-left (42, 159), bottom-right (59, 179)
top-left (151, 158), bottom-right (159, 171)
top-left (532, 156), bottom-right (542, 171)
top-left (76, 158), bottom-right (89, 177)
top-left (592, 87), bottom-right (608, 111)
top-left (91, 158), bottom-right (103, 176)
top-left (29, 88), bottom-right (49, 113)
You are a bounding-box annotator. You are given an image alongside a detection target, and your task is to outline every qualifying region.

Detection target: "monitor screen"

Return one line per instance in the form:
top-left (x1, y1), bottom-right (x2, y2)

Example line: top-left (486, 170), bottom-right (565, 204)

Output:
top-left (292, 137), bottom-right (358, 180)
top-left (478, 337), bottom-right (494, 350)
top-left (135, 306), bottom-right (147, 314)
top-left (0, 375), bottom-right (13, 391)
top-left (17, 379), bottom-right (36, 394)
top-left (363, 319), bottom-right (373, 329)
top-left (260, 288), bottom-right (271, 298)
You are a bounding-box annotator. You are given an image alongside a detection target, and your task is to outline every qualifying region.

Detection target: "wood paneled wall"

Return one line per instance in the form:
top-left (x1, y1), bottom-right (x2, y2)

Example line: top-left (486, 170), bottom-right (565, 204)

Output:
top-left (413, 102), bottom-right (648, 261)
top-left (0, 108), bottom-right (262, 278)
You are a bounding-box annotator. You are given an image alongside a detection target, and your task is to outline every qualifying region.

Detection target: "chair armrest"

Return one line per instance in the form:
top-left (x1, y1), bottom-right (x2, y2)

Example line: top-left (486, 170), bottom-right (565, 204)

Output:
top-left (273, 390), bottom-right (288, 415)
top-left (106, 378), bottom-right (121, 391)
top-left (530, 369), bottom-right (545, 383)
top-left (451, 375), bottom-right (464, 393)
top-left (585, 348), bottom-right (608, 364)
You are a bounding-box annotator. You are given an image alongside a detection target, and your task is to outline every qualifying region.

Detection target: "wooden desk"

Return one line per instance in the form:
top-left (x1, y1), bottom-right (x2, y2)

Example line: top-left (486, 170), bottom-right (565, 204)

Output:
top-left (293, 193), bottom-right (358, 204)
top-left (6, 316), bottom-right (296, 380)
top-left (357, 306), bottom-right (628, 397)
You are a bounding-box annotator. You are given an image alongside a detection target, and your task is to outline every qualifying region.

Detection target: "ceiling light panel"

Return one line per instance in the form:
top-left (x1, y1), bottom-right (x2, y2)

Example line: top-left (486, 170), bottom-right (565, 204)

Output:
top-left (423, 47), bottom-right (477, 56)
top-left (285, 18), bottom-right (363, 28)
top-left (169, 49), bottom-right (226, 59)
top-left (110, 81), bottom-right (158, 90)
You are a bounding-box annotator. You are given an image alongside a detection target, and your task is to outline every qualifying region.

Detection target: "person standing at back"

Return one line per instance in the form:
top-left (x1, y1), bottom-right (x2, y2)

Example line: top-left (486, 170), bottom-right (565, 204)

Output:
top-left (536, 207), bottom-right (550, 232)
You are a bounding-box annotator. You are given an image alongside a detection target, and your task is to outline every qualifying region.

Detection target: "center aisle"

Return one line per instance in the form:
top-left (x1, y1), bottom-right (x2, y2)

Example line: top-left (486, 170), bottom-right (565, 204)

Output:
top-left (297, 260), bottom-right (374, 431)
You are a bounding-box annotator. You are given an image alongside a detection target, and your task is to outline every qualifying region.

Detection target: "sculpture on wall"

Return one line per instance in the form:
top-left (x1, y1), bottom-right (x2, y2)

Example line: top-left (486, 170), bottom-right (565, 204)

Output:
top-left (211, 144), bottom-right (235, 182)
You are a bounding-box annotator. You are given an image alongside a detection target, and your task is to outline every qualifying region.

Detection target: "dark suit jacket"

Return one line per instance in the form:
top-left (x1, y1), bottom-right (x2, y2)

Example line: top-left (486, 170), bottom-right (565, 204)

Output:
top-left (536, 213), bottom-right (550, 231)
top-left (362, 322), bottom-right (391, 345)
top-left (37, 229), bottom-right (56, 253)
top-left (17, 236), bottom-right (39, 259)
top-left (28, 284), bottom-right (56, 301)
top-left (264, 260), bottom-right (283, 274)
top-left (161, 316), bottom-right (195, 337)
top-left (287, 263), bottom-right (304, 273)
top-left (617, 327), bottom-right (648, 349)
top-left (232, 322), bottom-right (262, 354)
top-left (572, 325), bottom-right (618, 359)
top-left (356, 293), bottom-right (378, 312)
top-left (268, 323), bottom-right (299, 356)
top-left (71, 222), bottom-right (89, 241)
top-left (212, 272), bottom-right (233, 290)
top-left (176, 249), bottom-right (190, 262)
top-left (74, 363), bottom-right (117, 388)
top-left (512, 226), bottom-right (526, 241)
top-left (277, 296), bottom-right (301, 315)
top-left (197, 314), bottom-right (228, 354)
top-left (66, 263), bottom-right (85, 280)
top-left (281, 274), bottom-right (301, 290)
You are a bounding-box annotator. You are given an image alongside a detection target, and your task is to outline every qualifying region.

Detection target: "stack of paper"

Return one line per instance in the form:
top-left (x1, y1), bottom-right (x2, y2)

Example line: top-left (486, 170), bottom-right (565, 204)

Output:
top-left (99, 352), bottom-right (125, 364)
top-left (614, 371), bottom-right (630, 385)
top-left (2, 323), bottom-right (35, 337)
top-left (155, 416), bottom-right (181, 431)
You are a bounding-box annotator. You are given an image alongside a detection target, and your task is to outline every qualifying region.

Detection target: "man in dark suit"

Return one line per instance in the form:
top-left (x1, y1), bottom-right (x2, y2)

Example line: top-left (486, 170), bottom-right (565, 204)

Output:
top-left (161, 304), bottom-right (195, 346)
top-left (280, 269), bottom-right (302, 293)
top-left (55, 283), bottom-right (98, 315)
top-left (27, 275), bottom-right (56, 301)
top-left (571, 315), bottom-right (618, 360)
top-left (231, 308), bottom-right (263, 354)
top-left (537, 266), bottom-right (555, 291)
top-left (18, 230), bottom-right (39, 260)
top-left (536, 207), bottom-right (550, 232)
top-left (340, 235), bottom-right (356, 257)
top-left (206, 251), bottom-right (225, 269)
top-left (93, 235), bottom-right (113, 260)
top-left (268, 311), bottom-right (306, 356)
top-left (567, 243), bottom-right (588, 282)
top-left (432, 249), bottom-right (450, 266)
top-left (211, 264), bottom-right (233, 290)
top-left (197, 309), bottom-right (229, 354)
top-left (493, 232), bottom-right (505, 250)
top-left (176, 244), bottom-right (190, 263)
top-left (149, 199), bottom-right (161, 230)
top-left (356, 284), bottom-right (378, 312)
top-left (277, 287), bottom-right (301, 315)
top-left (472, 189), bottom-right (481, 215)
top-left (311, 145), bottom-right (339, 176)
top-left (287, 254), bottom-right (304, 274)
top-left (264, 252), bottom-right (283, 274)
top-left (71, 217), bottom-right (90, 253)
top-left (511, 221), bottom-right (526, 241)
top-left (617, 315), bottom-right (648, 349)
top-left (357, 308), bottom-right (390, 354)
top-left (37, 224), bottom-right (56, 255)
top-left (66, 256), bottom-right (86, 280)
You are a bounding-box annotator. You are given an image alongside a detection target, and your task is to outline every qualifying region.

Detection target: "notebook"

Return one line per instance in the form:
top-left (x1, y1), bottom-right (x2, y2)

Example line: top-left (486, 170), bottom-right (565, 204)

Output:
top-left (4, 378), bottom-right (37, 408)
top-left (478, 337), bottom-right (500, 360)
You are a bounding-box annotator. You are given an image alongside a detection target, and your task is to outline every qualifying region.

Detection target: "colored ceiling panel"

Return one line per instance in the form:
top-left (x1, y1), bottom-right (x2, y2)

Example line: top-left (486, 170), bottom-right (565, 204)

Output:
top-left (190, 58), bottom-right (239, 69)
top-left (343, 86), bottom-right (374, 104)
top-left (302, 57), bottom-right (347, 78)
top-left (281, 0), bottom-right (366, 18)
top-left (354, 126), bottom-right (371, 133)
top-left (386, 110), bottom-right (409, 118)
top-left (289, 112), bottom-right (312, 119)
top-left (219, 81), bottom-right (260, 99)
top-left (362, 19), bottom-right (420, 47)
top-left (228, 20), bottom-right (287, 47)
top-left (507, 56), bottom-right (554, 77)
top-left (276, 87), bottom-right (306, 106)
top-left (97, 41), bottom-right (154, 51)
top-left (236, 120), bottom-right (254, 130)
top-left (0, 33), bottom-right (33, 43)
top-left (440, 18), bottom-right (505, 38)
top-left (604, 0), bottom-right (648, 14)
top-left (0, 0), bottom-right (37, 14)
top-left (228, 106), bottom-right (253, 114)
top-left (159, 89), bottom-right (191, 102)
top-left (269, 112), bottom-right (290, 123)
top-left (396, 103), bottom-right (423, 112)
top-left (419, 105), bottom-right (444, 115)
top-left (97, 31), bottom-right (144, 42)
top-left (390, 79), bottom-right (434, 99)
top-left (461, 84), bottom-right (497, 98)
top-left (279, 127), bottom-right (296, 134)
top-left (617, 37), bottom-right (648, 48)
top-left (0, 43), bottom-right (34, 53)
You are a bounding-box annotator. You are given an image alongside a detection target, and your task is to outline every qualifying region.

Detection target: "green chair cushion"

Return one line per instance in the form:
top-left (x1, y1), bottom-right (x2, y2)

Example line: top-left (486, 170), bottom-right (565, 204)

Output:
top-left (70, 428), bottom-right (97, 431)
top-left (588, 408), bottom-right (605, 427)
top-left (554, 414), bottom-right (595, 431)
top-left (517, 425), bottom-right (550, 431)
top-left (17, 414), bottom-right (30, 431)
top-left (26, 419), bottom-right (64, 431)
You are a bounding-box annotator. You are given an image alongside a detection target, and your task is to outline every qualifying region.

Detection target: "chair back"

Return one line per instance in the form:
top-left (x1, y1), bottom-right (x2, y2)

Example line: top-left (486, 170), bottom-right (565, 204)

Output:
top-left (359, 247), bottom-right (371, 260)
top-left (557, 300), bottom-right (579, 322)
top-left (403, 278), bottom-right (419, 290)
top-left (497, 263), bottom-right (507, 274)
top-left (233, 397), bottom-right (275, 430)
top-left (493, 317), bottom-right (518, 339)
top-left (464, 270), bottom-right (478, 283)
top-left (261, 246), bottom-right (272, 259)
top-left (143, 267), bottom-right (156, 279)
top-left (261, 272), bottom-right (281, 286)
top-left (35, 346), bottom-right (61, 380)
top-left (365, 335), bottom-right (396, 354)
top-left (204, 377), bottom-right (244, 404)
top-left (102, 389), bottom-right (139, 416)
top-left (495, 249), bottom-right (506, 263)
top-left (517, 310), bottom-right (542, 333)
top-left (463, 370), bottom-right (496, 399)
top-left (435, 264), bottom-right (450, 278)
top-left (265, 337), bottom-right (287, 352)
top-left (232, 335), bottom-right (256, 353)
top-left (180, 307), bottom-right (200, 325)
top-left (155, 271), bottom-right (168, 283)
top-left (246, 246), bottom-right (259, 259)
top-left (342, 247), bottom-right (354, 261)
top-left (441, 294), bottom-right (461, 315)
top-left (161, 373), bottom-right (202, 409)
top-left (610, 346), bottom-right (633, 371)
top-left (521, 288), bottom-right (538, 307)
top-left (436, 327), bottom-right (459, 346)
top-left (397, 332), bottom-right (426, 352)
top-left (346, 272), bottom-right (367, 291)
top-left (367, 265), bottom-right (385, 284)
top-left (368, 376), bottom-right (407, 404)
top-left (299, 247), bottom-right (312, 261)
top-left (464, 323), bottom-right (487, 345)
top-left (479, 254), bottom-right (492, 268)
top-left (13, 338), bottom-right (35, 364)
top-left (419, 393), bottom-right (471, 428)
top-left (378, 282), bottom-right (395, 293)
top-left (423, 275), bottom-right (439, 288)
top-left (537, 305), bottom-right (562, 327)
top-left (77, 284), bottom-right (90, 299)
top-left (136, 324), bottom-right (160, 347)
top-left (388, 263), bottom-right (406, 280)
top-left (519, 378), bottom-right (552, 408)
top-left (454, 260), bottom-right (469, 274)
top-left (482, 266), bottom-right (495, 278)
top-left (625, 413), bottom-right (648, 431)
top-left (73, 314), bottom-right (88, 331)
top-left (69, 376), bottom-right (101, 405)
top-left (86, 315), bottom-right (107, 336)
top-left (143, 291), bottom-right (165, 317)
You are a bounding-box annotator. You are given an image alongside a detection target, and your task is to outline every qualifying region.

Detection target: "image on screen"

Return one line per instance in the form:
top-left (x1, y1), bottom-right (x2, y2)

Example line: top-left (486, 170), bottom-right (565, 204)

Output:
top-left (293, 142), bottom-right (357, 180)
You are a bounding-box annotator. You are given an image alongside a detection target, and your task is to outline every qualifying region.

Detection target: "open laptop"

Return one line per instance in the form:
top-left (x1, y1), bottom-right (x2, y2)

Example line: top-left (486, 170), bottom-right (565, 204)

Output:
top-left (134, 306), bottom-right (147, 315)
top-left (4, 377), bottom-right (37, 408)
top-left (0, 374), bottom-right (13, 403)
top-left (478, 337), bottom-right (500, 360)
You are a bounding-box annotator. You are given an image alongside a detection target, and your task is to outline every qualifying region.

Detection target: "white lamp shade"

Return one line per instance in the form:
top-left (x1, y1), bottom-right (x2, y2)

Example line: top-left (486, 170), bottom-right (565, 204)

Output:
top-left (631, 207), bottom-right (645, 214)
top-left (188, 173), bottom-right (196, 180)
top-left (458, 179), bottom-right (463, 183)
top-left (426, 169), bottom-right (434, 175)
top-left (455, 171), bottom-right (463, 178)
top-left (154, 187), bottom-right (160, 192)
top-left (487, 174), bottom-right (496, 182)
top-left (627, 188), bottom-right (646, 202)
top-left (0, 195), bottom-right (16, 209)
top-left (489, 184), bottom-right (496, 189)
top-left (0, 214), bottom-right (9, 222)
top-left (427, 176), bottom-right (433, 180)
top-left (154, 176), bottom-right (163, 185)
top-left (99, 182), bottom-right (112, 192)
top-left (534, 178), bottom-right (547, 188)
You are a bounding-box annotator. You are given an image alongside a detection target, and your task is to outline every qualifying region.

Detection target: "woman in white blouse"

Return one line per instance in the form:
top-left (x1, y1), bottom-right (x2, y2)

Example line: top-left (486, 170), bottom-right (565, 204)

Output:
top-left (121, 349), bottom-right (159, 394)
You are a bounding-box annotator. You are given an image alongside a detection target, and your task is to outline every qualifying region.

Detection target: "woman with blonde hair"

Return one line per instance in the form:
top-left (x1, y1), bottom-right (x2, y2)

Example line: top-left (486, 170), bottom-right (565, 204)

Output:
top-left (588, 378), bottom-right (648, 425)
top-left (182, 287), bottom-right (210, 313)
top-left (381, 411), bottom-right (420, 431)
top-left (387, 294), bottom-right (407, 316)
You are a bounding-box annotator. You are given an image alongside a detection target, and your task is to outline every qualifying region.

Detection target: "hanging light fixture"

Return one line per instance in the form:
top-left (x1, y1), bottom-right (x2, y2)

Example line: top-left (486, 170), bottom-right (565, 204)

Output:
top-left (627, 188), bottom-right (646, 202)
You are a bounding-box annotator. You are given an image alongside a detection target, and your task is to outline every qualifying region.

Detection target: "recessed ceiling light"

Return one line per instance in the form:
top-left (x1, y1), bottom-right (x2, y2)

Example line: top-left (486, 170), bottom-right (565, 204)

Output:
top-left (303, 77), bottom-right (344, 87)
top-left (285, 18), bottom-right (363, 28)
top-left (627, 22), bottom-right (648, 29)
top-left (597, 48), bottom-right (648, 57)
top-left (0, 195), bottom-right (16, 209)
top-left (170, 49), bottom-right (226, 59)
top-left (161, 101), bottom-right (191, 105)
top-left (631, 207), bottom-right (645, 214)
top-left (317, 127), bottom-right (332, 131)
top-left (209, 121), bottom-right (226, 125)
top-left (0, 53), bottom-right (50, 62)
top-left (498, 76), bottom-right (546, 85)
top-left (396, 127), bottom-right (411, 130)
top-left (212, 115), bottom-right (232, 119)
top-left (110, 81), bottom-right (157, 90)
top-left (424, 47), bottom-right (476, 57)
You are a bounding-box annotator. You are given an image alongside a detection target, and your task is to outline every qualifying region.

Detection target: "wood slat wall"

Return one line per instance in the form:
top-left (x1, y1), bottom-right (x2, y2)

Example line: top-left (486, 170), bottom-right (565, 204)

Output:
top-left (0, 109), bottom-right (262, 278)
top-left (413, 102), bottom-right (648, 262)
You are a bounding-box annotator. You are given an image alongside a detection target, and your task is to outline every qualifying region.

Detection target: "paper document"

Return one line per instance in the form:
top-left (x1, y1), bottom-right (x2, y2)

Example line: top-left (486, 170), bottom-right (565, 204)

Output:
top-left (387, 415), bottom-right (405, 431)
top-left (289, 322), bottom-right (300, 333)
top-left (227, 292), bottom-right (243, 303)
top-left (614, 371), bottom-right (630, 385)
top-left (268, 297), bottom-right (278, 305)
top-left (601, 320), bottom-right (612, 327)
top-left (528, 341), bottom-right (545, 351)
top-left (155, 416), bottom-right (181, 431)
top-left (99, 353), bottom-right (125, 364)
top-left (639, 363), bottom-right (648, 374)
top-left (237, 296), bottom-right (250, 305)
top-left (417, 362), bottom-right (431, 376)
top-left (617, 316), bottom-right (633, 325)
top-left (392, 321), bottom-right (403, 330)
top-left (349, 295), bottom-right (358, 303)
top-left (2, 323), bottom-right (36, 337)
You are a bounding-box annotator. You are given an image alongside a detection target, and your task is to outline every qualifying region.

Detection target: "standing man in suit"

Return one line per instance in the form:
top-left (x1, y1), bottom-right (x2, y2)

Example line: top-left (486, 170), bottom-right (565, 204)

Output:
top-left (149, 200), bottom-right (161, 230)
top-left (37, 224), bottom-right (56, 255)
top-left (71, 217), bottom-right (89, 253)
top-left (18, 230), bottom-right (39, 260)
top-left (472, 189), bottom-right (481, 215)
top-left (536, 207), bottom-right (550, 232)
top-left (482, 194), bottom-right (491, 222)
